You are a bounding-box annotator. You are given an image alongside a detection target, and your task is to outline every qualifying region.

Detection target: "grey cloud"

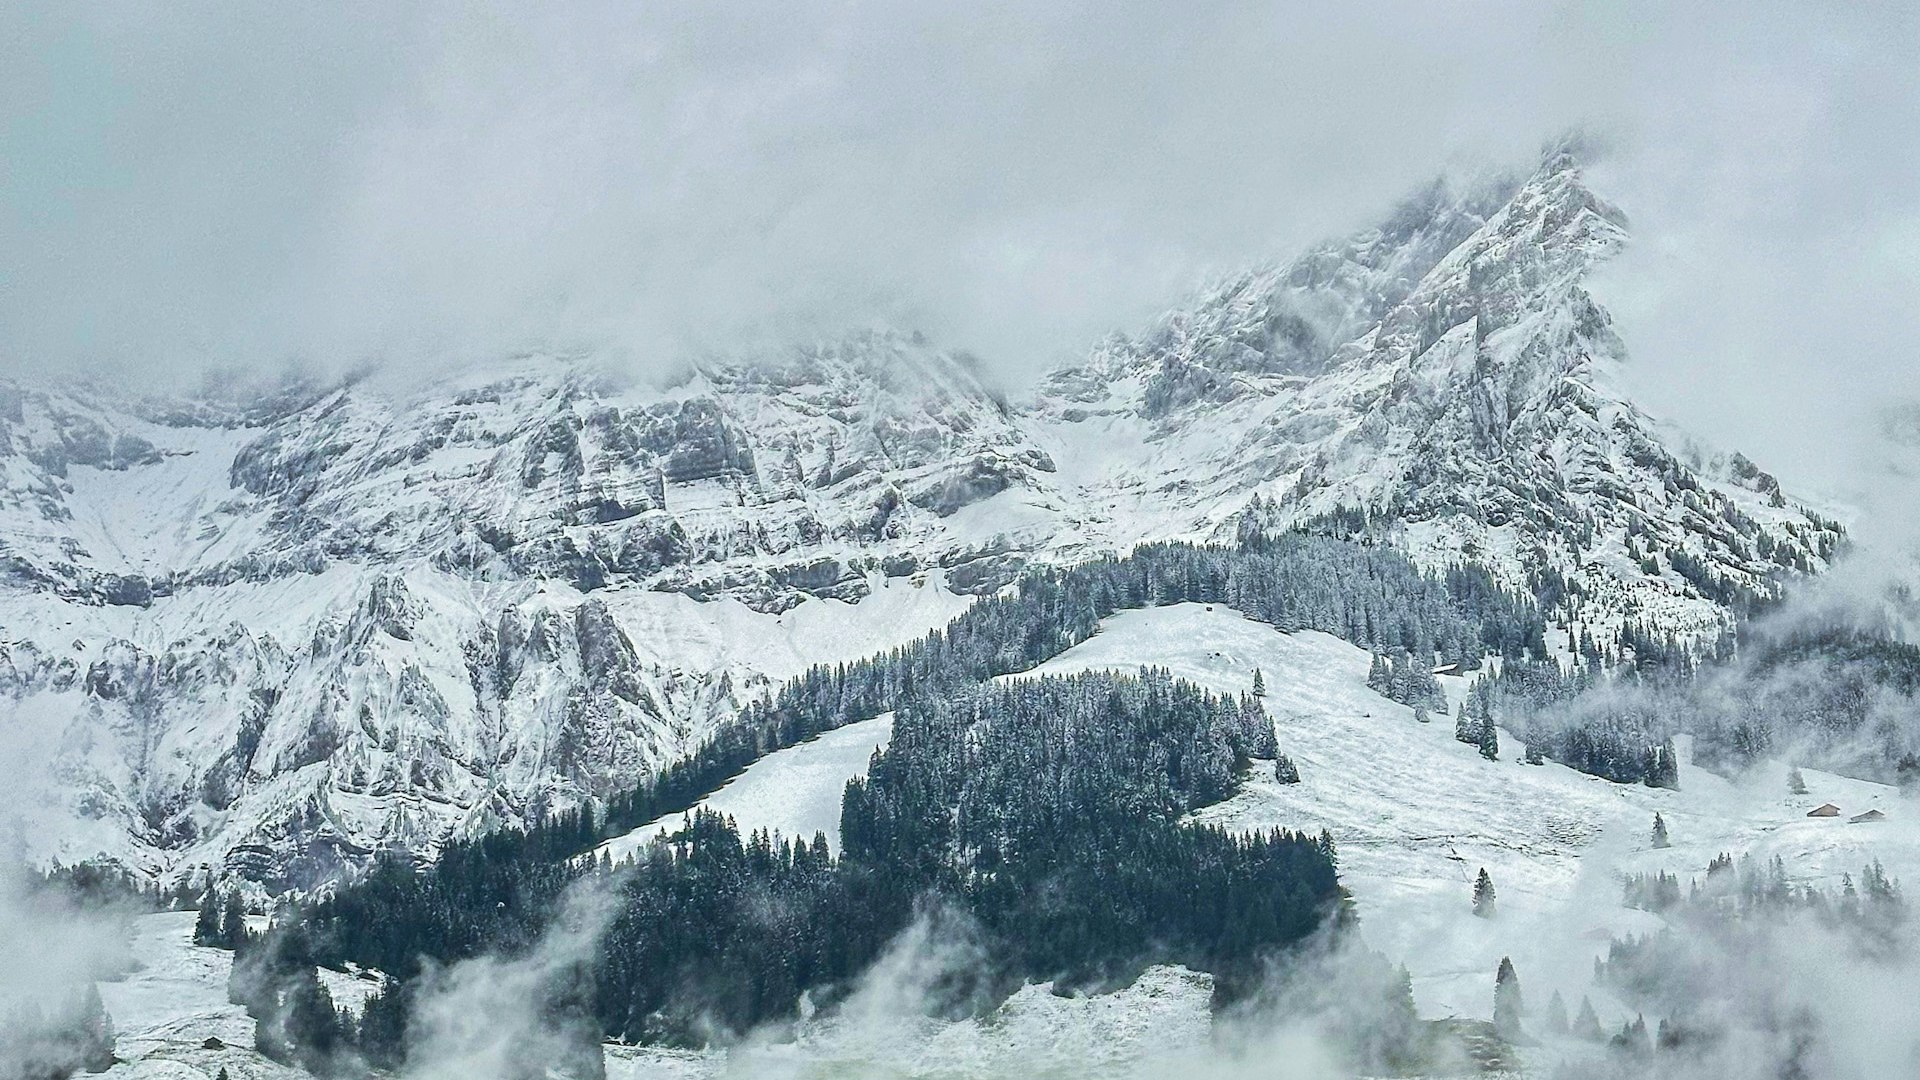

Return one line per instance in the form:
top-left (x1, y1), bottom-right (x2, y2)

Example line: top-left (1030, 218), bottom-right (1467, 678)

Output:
top-left (3, 2), bottom-right (1916, 483)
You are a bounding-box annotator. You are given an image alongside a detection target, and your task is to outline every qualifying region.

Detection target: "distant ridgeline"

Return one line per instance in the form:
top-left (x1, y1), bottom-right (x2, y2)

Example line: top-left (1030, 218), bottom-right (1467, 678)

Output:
top-left (219, 530), bottom-right (1541, 1071)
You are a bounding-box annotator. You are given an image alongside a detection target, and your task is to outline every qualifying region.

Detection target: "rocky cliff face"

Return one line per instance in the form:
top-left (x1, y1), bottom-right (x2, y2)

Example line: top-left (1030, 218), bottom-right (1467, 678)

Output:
top-left (1031, 150), bottom-right (1840, 637)
top-left (0, 148), bottom-right (1840, 890)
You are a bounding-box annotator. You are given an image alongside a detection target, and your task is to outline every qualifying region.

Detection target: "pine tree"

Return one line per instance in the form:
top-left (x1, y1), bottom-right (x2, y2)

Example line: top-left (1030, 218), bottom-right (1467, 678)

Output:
top-left (1651, 812), bottom-right (1670, 849)
top-left (1473, 867), bottom-right (1496, 918)
top-left (1413, 706), bottom-right (1430, 724)
top-left (1274, 754), bottom-right (1301, 784)
top-left (1478, 717), bottom-right (1500, 761)
top-left (1545, 989), bottom-right (1568, 1035)
top-left (1493, 956), bottom-right (1524, 1040)
top-left (1455, 704), bottom-right (1478, 746)
top-left (1251, 668), bottom-right (1266, 697)
top-left (1574, 996), bottom-right (1604, 1041)
top-left (360, 976), bottom-right (410, 1072)
top-left (1788, 766), bottom-right (1808, 795)
top-left (283, 967), bottom-right (343, 1071)
top-left (220, 890), bottom-right (248, 948)
top-left (194, 890), bottom-right (222, 947)
top-left (1368, 654), bottom-right (1390, 694)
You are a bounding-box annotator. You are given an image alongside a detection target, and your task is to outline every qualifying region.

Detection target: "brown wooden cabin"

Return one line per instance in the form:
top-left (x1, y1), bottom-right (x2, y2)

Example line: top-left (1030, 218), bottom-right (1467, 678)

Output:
top-left (1807, 803), bottom-right (1842, 818)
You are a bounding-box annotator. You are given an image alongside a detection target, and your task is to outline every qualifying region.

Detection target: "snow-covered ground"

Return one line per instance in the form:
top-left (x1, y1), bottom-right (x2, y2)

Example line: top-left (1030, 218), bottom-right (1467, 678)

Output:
top-left (96, 911), bottom-right (303, 1079)
top-left (596, 713), bottom-right (894, 863)
top-left (95, 604), bottom-right (1920, 1077)
top-left (1022, 605), bottom-right (1920, 1023)
top-left (616, 603), bottom-right (1920, 1076)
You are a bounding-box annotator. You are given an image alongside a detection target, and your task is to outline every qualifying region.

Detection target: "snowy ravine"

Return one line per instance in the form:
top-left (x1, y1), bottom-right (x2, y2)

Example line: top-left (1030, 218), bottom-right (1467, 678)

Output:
top-left (1, 146), bottom-right (1842, 889)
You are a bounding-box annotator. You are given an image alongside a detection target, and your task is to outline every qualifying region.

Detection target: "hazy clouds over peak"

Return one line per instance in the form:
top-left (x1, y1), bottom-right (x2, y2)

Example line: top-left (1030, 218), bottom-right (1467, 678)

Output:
top-left (4, 2), bottom-right (1917, 487)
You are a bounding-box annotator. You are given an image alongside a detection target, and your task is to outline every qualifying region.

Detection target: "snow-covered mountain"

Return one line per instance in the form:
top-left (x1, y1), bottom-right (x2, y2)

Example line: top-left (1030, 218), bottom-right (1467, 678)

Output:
top-left (0, 148), bottom-right (1840, 889)
top-left (1031, 149), bottom-right (1839, 636)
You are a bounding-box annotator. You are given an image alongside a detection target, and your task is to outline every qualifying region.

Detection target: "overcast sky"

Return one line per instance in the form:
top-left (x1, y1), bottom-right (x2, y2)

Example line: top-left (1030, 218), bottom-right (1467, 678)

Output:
top-left (3, 2), bottom-right (1917, 493)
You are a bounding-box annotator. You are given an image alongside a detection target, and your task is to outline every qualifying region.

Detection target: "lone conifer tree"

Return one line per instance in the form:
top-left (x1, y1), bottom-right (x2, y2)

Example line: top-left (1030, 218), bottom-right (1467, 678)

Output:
top-left (1788, 766), bottom-right (1808, 795)
top-left (1473, 867), bottom-right (1496, 918)
top-left (1651, 812), bottom-right (1670, 849)
top-left (1493, 956), bottom-right (1524, 1040)
top-left (193, 890), bottom-right (221, 946)
top-left (1479, 717), bottom-right (1500, 761)
top-left (1574, 996), bottom-right (1604, 1041)
top-left (220, 890), bottom-right (248, 948)
top-left (1274, 754), bottom-right (1301, 784)
top-left (1251, 668), bottom-right (1266, 697)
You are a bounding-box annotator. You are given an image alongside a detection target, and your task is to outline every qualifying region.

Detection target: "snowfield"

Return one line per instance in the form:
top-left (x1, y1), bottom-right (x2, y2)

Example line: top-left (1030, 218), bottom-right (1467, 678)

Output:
top-left (87, 603), bottom-right (1920, 1078)
top-left (597, 712), bottom-right (894, 862)
top-left (96, 911), bottom-right (304, 1080)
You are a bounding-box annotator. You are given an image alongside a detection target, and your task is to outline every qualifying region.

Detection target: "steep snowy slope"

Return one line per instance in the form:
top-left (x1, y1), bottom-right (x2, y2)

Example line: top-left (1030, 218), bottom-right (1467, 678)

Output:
top-left (595, 712), bottom-right (892, 862)
top-left (0, 147), bottom-right (1843, 891)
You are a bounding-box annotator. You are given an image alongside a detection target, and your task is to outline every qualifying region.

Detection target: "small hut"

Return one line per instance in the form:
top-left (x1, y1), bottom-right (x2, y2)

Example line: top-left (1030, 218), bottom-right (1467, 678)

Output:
top-left (1807, 803), bottom-right (1841, 818)
top-left (1849, 809), bottom-right (1886, 823)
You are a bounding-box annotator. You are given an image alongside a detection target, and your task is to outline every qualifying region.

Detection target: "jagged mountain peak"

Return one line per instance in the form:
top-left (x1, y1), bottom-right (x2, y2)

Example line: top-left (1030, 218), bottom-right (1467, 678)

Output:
top-left (1029, 151), bottom-right (1834, 642)
top-left (1043, 148), bottom-right (1618, 421)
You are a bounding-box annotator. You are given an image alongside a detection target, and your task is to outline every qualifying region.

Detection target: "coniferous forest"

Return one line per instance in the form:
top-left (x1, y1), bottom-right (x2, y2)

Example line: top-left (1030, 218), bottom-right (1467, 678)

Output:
top-left (189, 519), bottom-right (1920, 1075)
top-left (225, 530), bottom-right (1543, 1071)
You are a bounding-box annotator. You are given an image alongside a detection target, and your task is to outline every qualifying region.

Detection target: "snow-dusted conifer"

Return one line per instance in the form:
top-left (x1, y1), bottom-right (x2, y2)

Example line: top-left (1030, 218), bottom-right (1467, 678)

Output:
top-left (194, 890), bottom-right (221, 947)
top-left (1455, 704), bottom-right (1479, 746)
top-left (1493, 956), bottom-right (1524, 1040)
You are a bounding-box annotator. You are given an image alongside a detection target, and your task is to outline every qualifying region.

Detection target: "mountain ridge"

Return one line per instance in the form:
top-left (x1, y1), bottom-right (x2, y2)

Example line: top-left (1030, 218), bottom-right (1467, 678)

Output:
top-left (0, 149), bottom-right (1842, 889)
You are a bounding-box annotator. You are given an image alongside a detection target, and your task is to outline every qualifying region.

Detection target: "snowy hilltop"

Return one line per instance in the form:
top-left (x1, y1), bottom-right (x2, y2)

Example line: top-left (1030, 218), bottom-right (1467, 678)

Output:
top-left (0, 147), bottom-right (1841, 890)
